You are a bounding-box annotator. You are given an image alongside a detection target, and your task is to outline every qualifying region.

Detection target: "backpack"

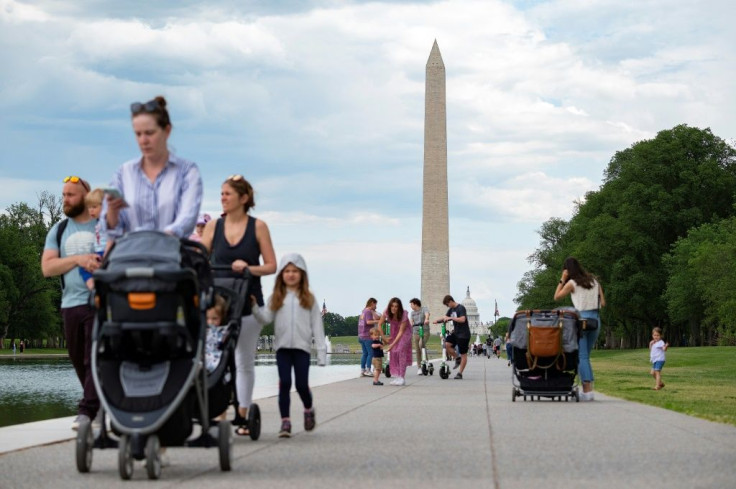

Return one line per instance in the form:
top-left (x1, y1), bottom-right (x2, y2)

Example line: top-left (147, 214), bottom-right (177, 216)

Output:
top-left (55, 218), bottom-right (69, 290)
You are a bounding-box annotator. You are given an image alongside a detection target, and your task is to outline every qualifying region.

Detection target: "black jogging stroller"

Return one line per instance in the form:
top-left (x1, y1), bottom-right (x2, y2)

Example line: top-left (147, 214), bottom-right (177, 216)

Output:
top-left (209, 265), bottom-right (261, 441)
top-left (207, 265), bottom-right (261, 441)
top-left (75, 231), bottom-right (233, 479)
top-left (508, 308), bottom-right (580, 402)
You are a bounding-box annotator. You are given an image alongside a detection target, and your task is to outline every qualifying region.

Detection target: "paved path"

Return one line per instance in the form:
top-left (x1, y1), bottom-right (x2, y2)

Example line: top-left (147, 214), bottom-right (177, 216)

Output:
top-left (1, 356), bottom-right (735, 488)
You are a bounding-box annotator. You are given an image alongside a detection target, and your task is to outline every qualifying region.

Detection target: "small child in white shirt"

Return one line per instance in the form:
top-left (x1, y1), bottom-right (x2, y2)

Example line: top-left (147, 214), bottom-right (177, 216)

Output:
top-left (649, 327), bottom-right (669, 390)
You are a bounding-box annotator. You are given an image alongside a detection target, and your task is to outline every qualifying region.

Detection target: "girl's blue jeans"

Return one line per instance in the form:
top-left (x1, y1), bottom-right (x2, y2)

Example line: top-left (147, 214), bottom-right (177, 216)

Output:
top-left (578, 309), bottom-right (600, 383)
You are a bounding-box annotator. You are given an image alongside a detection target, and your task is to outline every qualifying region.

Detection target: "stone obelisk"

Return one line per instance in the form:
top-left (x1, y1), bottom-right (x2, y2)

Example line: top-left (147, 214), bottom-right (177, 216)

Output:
top-left (421, 40), bottom-right (450, 333)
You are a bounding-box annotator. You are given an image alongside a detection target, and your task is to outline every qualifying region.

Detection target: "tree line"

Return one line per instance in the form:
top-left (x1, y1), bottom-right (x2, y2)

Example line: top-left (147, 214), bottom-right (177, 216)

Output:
top-left (0, 190), bottom-right (365, 347)
top-left (4, 124), bottom-right (735, 350)
top-left (0, 193), bottom-right (65, 348)
top-left (515, 125), bottom-right (736, 348)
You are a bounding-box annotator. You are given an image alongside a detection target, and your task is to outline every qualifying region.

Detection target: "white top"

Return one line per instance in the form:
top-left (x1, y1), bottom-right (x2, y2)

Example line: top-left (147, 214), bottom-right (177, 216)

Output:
top-left (252, 290), bottom-right (326, 365)
top-left (650, 339), bottom-right (666, 363)
top-left (570, 279), bottom-right (600, 311)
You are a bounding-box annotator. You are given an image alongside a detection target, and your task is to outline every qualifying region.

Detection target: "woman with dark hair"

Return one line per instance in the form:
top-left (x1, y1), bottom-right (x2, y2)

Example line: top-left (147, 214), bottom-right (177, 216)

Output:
top-left (104, 96), bottom-right (202, 239)
top-left (377, 297), bottom-right (412, 386)
top-left (554, 256), bottom-right (606, 401)
top-left (200, 174), bottom-right (276, 436)
top-left (358, 298), bottom-right (380, 377)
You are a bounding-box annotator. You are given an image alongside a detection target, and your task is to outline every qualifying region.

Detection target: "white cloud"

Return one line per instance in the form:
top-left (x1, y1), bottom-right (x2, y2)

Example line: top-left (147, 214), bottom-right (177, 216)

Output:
top-left (1, 0), bottom-right (734, 318)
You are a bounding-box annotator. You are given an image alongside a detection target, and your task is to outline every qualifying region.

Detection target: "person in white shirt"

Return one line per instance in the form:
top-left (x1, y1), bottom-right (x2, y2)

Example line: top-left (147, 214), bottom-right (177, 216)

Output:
top-left (649, 327), bottom-right (669, 390)
top-left (554, 256), bottom-right (606, 401)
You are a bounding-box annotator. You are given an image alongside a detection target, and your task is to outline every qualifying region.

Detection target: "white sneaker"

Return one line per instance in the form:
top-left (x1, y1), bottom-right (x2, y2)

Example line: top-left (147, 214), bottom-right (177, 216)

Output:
top-left (580, 392), bottom-right (594, 401)
top-left (389, 378), bottom-right (399, 385)
top-left (71, 414), bottom-right (90, 431)
top-left (160, 450), bottom-right (170, 468)
top-left (417, 369), bottom-right (423, 375)
top-left (395, 377), bottom-right (405, 386)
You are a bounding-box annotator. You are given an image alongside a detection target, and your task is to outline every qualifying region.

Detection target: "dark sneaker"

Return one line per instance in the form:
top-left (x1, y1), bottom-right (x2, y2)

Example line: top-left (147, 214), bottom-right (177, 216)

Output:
top-left (454, 357), bottom-right (461, 369)
top-left (373, 381), bottom-right (384, 386)
top-left (304, 408), bottom-right (316, 432)
top-left (454, 373), bottom-right (463, 380)
top-left (279, 420), bottom-right (292, 438)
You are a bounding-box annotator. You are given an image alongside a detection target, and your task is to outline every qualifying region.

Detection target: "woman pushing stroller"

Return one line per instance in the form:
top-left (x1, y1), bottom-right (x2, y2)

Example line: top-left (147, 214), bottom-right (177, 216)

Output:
top-left (200, 175), bottom-right (277, 436)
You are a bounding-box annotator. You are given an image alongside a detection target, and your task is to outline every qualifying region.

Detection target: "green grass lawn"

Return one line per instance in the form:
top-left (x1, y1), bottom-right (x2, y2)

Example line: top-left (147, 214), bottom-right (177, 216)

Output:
top-left (328, 335), bottom-right (444, 354)
top-left (0, 348), bottom-right (68, 356)
top-left (592, 346), bottom-right (736, 427)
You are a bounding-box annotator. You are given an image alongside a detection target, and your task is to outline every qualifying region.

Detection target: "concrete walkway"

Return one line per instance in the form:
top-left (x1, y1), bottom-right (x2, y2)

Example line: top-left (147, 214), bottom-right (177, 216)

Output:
top-left (1, 356), bottom-right (734, 488)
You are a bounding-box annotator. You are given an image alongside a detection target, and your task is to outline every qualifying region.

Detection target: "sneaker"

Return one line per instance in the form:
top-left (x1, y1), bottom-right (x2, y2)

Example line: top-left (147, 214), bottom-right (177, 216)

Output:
top-left (160, 449), bottom-right (170, 468)
top-left (394, 377), bottom-right (405, 386)
top-left (92, 411), bottom-right (103, 430)
top-left (304, 408), bottom-right (316, 432)
top-left (454, 357), bottom-right (461, 369)
top-left (579, 392), bottom-right (594, 401)
top-left (454, 373), bottom-right (463, 380)
top-left (363, 370), bottom-right (373, 377)
top-left (417, 368), bottom-right (423, 375)
top-left (389, 378), bottom-right (399, 385)
top-left (71, 414), bottom-right (90, 431)
top-left (373, 381), bottom-right (384, 386)
top-left (279, 420), bottom-right (292, 438)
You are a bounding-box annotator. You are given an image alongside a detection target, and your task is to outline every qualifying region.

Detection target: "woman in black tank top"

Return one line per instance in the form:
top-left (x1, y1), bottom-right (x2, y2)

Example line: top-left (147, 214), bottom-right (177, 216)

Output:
top-left (201, 174), bottom-right (276, 435)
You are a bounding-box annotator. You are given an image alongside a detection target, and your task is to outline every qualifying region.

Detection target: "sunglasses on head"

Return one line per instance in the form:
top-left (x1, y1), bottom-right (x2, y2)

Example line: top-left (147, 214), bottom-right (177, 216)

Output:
top-left (130, 99), bottom-right (161, 114)
top-left (227, 174), bottom-right (244, 182)
top-left (63, 176), bottom-right (90, 191)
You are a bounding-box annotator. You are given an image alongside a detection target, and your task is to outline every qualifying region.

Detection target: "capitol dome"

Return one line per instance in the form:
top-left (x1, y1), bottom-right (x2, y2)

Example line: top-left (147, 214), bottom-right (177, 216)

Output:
top-left (462, 286), bottom-right (482, 333)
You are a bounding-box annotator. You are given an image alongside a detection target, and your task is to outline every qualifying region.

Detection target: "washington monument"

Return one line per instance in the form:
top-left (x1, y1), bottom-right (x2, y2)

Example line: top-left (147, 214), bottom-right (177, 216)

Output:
top-left (421, 40), bottom-right (449, 331)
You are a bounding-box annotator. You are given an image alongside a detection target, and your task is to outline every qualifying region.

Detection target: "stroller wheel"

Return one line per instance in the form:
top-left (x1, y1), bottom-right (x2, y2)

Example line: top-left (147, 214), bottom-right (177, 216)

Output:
top-left (118, 435), bottom-right (134, 480)
top-left (75, 418), bottom-right (94, 473)
top-left (428, 364), bottom-right (434, 375)
top-left (511, 388), bottom-right (516, 402)
top-left (384, 365), bottom-right (391, 378)
top-left (248, 404), bottom-right (261, 441)
top-left (218, 420), bottom-right (232, 471)
top-left (145, 435), bottom-right (161, 480)
top-left (421, 363), bottom-right (428, 376)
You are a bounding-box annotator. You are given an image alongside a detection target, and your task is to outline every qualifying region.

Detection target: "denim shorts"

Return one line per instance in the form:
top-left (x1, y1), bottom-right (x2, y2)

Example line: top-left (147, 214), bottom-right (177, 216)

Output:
top-left (652, 360), bottom-right (665, 371)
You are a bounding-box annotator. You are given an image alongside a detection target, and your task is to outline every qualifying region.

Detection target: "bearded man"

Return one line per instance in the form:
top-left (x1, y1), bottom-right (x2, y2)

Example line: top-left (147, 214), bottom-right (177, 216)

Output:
top-left (41, 176), bottom-right (101, 430)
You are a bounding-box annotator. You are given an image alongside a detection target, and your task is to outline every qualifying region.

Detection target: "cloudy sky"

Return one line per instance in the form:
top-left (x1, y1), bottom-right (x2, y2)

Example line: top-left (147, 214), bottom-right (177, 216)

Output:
top-left (1, 0), bottom-right (734, 322)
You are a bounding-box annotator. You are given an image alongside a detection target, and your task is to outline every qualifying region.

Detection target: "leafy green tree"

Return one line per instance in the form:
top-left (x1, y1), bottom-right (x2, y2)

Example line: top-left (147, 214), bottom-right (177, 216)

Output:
top-left (323, 311), bottom-right (351, 336)
top-left (0, 202), bottom-right (61, 347)
top-left (516, 125), bottom-right (736, 348)
top-left (489, 317), bottom-right (510, 338)
top-left (666, 217), bottom-right (736, 345)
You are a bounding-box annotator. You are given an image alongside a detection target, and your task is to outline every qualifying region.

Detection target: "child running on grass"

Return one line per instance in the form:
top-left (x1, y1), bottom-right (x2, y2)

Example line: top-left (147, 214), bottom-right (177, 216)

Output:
top-left (649, 327), bottom-right (669, 390)
top-left (252, 253), bottom-right (326, 438)
top-left (370, 326), bottom-right (385, 386)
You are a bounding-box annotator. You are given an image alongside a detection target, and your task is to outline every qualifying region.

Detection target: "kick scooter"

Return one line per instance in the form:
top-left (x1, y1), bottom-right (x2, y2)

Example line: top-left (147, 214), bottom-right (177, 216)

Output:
top-left (418, 324), bottom-right (434, 376)
top-left (382, 320), bottom-right (391, 378)
top-left (437, 321), bottom-right (450, 379)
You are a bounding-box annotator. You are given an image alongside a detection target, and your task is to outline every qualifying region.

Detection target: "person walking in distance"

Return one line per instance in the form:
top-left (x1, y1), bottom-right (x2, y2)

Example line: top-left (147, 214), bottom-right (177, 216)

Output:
top-left (649, 327), bottom-right (669, 390)
top-left (41, 176), bottom-right (100, 430)
top-left (434, 295), bottom-right (470, 379)
top-left (378, 297), bottom-right (412, 386)
top-left (554, 256), bottom-right (606, 401)
top-left (409, 298), bottom-right (430, 375)
top-left (358, 298), bottom-right (381, 377)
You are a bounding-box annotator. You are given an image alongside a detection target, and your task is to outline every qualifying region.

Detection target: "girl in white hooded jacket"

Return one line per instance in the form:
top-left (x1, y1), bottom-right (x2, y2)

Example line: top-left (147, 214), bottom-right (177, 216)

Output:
top-left (252, 253), bottom-right (326, 438)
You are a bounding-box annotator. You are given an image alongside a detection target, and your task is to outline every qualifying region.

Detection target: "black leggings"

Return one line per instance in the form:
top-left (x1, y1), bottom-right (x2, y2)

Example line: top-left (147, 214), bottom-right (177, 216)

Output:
top-left (277, 348), bottom-right (312, 419)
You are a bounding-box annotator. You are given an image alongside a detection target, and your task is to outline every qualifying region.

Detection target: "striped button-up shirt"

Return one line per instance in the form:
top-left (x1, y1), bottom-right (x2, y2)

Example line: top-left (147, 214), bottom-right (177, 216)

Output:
top-left (103, 153), bottom-right (203, 240)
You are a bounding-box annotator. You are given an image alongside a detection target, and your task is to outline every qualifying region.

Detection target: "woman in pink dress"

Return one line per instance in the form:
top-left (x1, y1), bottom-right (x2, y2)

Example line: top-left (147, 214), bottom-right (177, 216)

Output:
top-left (379, 297), bottom-right (412, 386)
